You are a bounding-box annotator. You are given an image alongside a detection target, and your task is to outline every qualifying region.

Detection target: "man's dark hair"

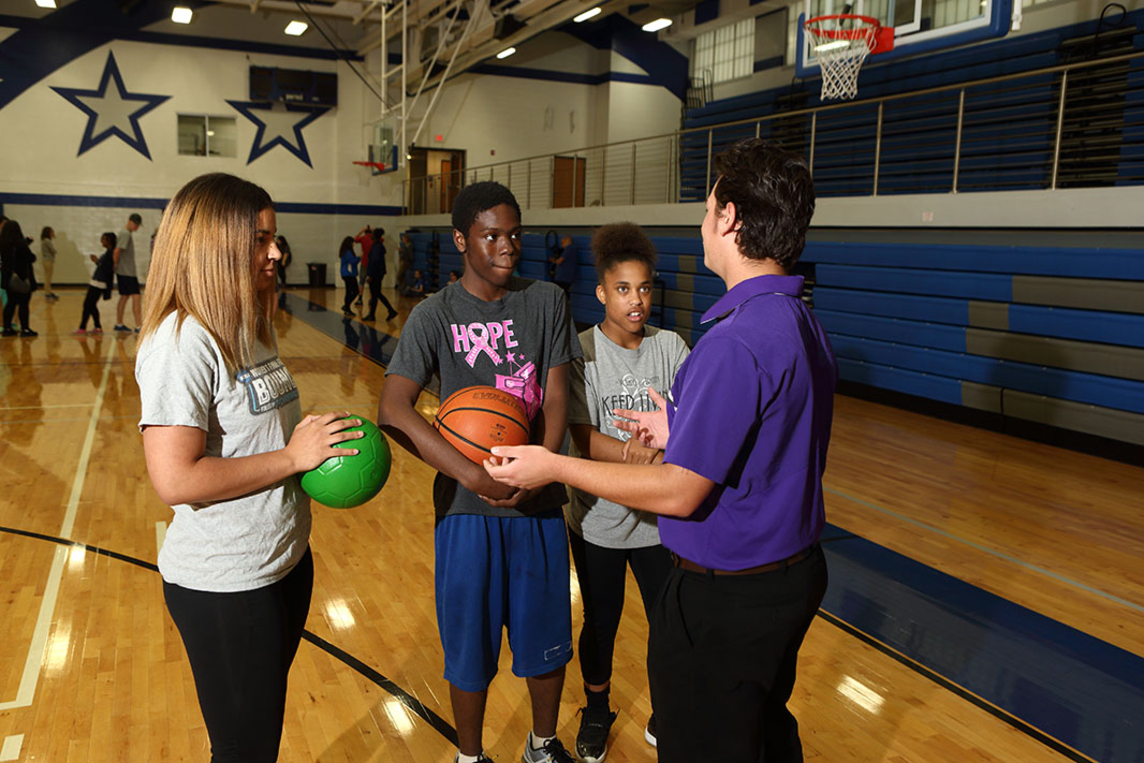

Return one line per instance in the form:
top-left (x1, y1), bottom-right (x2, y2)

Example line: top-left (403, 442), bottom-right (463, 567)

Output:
top-left (591, 222), bottom-right (657, 283)
top-left (371, 227), bottom-right (386, 240)
top-left (712, 138), bottom-right (815, 270)
top-left (451, 181), bottom-right (521, 238)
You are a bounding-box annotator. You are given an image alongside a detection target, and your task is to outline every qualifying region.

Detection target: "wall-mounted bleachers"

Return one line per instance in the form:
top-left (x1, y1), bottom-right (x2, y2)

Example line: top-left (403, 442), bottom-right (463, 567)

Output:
top-left (404, 227), bottom-right (1144, 448)
top-left (680, 9), bottom-right (1144, 201)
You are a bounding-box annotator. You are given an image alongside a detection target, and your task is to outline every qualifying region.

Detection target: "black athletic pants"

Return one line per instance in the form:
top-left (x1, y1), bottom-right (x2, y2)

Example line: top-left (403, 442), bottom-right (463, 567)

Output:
top-left (568, 530), bottom-right (672, 686)
top-left (3, 290), bottom-right (30, 329)
top-left (164, 548), bottom-right (313, 763)
top-left (648, 544), bottom-right (827, 763)
top-left (80, 286), bottom-right (102, 329)
top-left (342, 277), bottom-right (360, 312)
top-left (366, 279), bottom-right (396, 319)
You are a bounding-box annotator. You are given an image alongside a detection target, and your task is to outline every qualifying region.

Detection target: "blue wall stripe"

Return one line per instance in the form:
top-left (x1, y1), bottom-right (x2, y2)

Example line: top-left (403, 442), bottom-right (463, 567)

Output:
top-left (817, 263), bottom-right (1014, 301)
top-left (0, 192), bottom-right (400, 216)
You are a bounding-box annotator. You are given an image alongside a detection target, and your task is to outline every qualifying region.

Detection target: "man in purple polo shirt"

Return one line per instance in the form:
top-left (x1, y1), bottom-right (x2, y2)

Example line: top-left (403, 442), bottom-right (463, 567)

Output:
top-left (485, 137), bottom-right (836, 762)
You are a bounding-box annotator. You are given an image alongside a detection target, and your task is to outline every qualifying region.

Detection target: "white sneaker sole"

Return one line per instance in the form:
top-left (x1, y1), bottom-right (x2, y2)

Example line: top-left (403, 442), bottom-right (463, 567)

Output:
top-left (576, 748), bottom-right (607, 763)
top-left (644, 728), bottom-right (657, 748)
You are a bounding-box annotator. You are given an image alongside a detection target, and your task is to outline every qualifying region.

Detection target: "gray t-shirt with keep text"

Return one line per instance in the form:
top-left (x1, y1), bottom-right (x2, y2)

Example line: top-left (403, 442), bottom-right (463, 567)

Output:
top-left (566, 325), bottom-right (690, 548)
top-left (136, 313), bottom-right (309, 592)
top-left (386, 277), bottom-right (581, 518)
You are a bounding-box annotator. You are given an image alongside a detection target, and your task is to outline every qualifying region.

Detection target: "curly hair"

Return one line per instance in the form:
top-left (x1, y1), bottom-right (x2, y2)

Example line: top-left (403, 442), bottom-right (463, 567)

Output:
top-left (712, 138), bottom-right (815, 270)
top-left (591, 222), bottom-right (657, 282)
top-left (451, 181), bottom-right (521, 238)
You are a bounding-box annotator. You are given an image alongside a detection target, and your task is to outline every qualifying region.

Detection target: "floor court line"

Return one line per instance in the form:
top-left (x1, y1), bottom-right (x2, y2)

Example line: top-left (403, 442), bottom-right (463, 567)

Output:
top-left (826, 485), bottom-right (1144, 614)
top-left (0, 337), bottom-right (116, 712)
top-left (0, 734), bottom-right (24, 762)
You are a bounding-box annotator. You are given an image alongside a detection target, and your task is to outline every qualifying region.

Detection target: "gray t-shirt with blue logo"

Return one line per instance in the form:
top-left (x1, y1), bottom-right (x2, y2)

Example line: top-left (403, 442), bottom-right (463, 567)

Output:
top-left (136, 312), bottom-right (309, 592)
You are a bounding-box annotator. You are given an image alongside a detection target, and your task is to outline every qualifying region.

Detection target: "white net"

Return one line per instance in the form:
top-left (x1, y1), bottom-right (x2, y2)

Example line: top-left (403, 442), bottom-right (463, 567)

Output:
top-left (806, 16), bottom-right (880, 100)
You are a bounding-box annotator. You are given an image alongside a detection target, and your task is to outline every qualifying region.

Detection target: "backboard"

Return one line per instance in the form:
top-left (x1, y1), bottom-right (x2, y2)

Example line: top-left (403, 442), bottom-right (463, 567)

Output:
top-left (797, 0), bottom-right (1013, 77)
top-left (367, 116), bottom-right (401, 175)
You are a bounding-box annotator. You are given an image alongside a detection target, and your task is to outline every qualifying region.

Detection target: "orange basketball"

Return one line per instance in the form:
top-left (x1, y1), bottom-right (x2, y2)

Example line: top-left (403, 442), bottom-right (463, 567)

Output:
top-left (434, 385), bottom-right (531, 464)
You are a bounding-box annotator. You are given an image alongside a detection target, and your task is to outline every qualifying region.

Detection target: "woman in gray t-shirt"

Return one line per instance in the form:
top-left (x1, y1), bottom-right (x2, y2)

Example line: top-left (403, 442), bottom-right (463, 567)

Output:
top-left (135, 173), bottom-right (362, 762)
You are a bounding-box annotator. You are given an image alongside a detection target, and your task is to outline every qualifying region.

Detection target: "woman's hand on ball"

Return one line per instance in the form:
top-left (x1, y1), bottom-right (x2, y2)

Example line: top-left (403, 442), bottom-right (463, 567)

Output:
top-left (288, 412), bottom-right (363, 472)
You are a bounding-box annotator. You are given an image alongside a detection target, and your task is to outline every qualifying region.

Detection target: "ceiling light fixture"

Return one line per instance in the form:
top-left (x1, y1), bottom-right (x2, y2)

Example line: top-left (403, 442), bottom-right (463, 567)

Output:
top-left (496, 47), bottom-right (516, 59)
top-left (34, 0), bottom-right (57, 8)
top-left (171, 6), bottom-right (193, 23)
top-left (284, 20), bottom-right (308, 36)
top-left (642, 18), bottom-right (672, 32)
top-left (574, 7), bottom-right (601, 22)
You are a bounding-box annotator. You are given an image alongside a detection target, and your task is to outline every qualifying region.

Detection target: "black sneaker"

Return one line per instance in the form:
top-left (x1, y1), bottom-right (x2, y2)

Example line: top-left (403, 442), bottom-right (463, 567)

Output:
top-left (574, 706), bottom-right (617, 762)
top-left (20, 328), bottom-right (37, 337)
top-left (1, 329), bottom-right (16, 337)
top-left (522, 736), bottom-right (577, 763)
top-left (644, 714), bottom-right (657, 748)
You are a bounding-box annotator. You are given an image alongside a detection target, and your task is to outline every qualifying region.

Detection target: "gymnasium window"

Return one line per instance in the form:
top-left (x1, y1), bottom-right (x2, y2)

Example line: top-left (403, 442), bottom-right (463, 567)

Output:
top-left (692, 18), bottom-right (756, 84)
top-left (177, 115), bottom-right (237, 158)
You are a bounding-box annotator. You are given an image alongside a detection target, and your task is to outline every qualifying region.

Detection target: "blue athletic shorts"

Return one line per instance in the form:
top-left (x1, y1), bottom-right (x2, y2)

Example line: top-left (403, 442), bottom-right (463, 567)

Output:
top-left (434, 509), bottom-right (574, 692)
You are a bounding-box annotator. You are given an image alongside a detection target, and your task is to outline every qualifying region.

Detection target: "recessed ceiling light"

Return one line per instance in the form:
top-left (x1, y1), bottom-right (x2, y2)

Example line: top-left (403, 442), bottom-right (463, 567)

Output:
top-left (574, 7), bottom-right (601, 22)
top-left (34, 0), bottom-right (57, 8)
top-left (171, 6), bottom-right (193, 23)
top-left (285, 20), bottom-right (308, 36)
top-left (642, 18), bottom-right (672, 32)
top-left (496, 47), bottom-right (516, 59)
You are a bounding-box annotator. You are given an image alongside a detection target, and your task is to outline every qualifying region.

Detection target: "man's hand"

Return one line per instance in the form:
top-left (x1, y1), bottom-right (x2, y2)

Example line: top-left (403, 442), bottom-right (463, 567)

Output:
top-left (612, 387), bottom-right (671, 450)
top-left (483, 446), bottom-right (558, 491)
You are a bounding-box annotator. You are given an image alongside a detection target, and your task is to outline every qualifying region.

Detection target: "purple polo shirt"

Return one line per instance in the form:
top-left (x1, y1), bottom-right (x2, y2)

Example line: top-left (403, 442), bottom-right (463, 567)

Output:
top-left (660, 274), bottom-right (837, 570)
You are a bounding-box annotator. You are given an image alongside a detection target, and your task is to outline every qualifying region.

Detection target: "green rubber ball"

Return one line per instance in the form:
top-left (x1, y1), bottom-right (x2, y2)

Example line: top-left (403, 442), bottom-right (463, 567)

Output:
top-left (299, 418), bottom-right (391, 509)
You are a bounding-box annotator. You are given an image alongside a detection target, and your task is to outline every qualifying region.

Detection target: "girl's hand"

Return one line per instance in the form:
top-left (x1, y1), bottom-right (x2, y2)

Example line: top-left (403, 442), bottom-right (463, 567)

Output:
top-left (286, 412), bottom-right (364, 472)
top-left (612, 386), bottom-right (671, 450)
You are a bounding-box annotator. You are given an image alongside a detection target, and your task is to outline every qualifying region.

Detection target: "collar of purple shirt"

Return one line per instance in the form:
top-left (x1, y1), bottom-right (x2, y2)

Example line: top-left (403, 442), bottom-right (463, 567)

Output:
top-left (700, 273), bottom-right (805, 325)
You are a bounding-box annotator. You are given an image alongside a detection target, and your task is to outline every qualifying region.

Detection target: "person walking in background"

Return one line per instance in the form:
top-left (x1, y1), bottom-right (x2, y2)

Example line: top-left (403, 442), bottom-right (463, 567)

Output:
top-left (364, 227), bottom-right (397, 322)
top-left (354, 226), bottom-right (373, 306)
top-left (113, 212), bottom-right (144, 333)
top-left (339, 236), bottom-right (360, 317)
top-left (40, 227), bottom-right (58, 302)
top-left (275, 234), bottom-right (292, 287)
top-left (73, 232), bottom-right (116, 335)
top-left (1, 220), bottom-right (38, 337)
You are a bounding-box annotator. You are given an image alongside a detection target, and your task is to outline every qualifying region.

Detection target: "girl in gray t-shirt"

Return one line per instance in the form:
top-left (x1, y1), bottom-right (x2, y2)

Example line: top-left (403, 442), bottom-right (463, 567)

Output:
top-left (135, 173), bottom-right (362, 762)
top-left (565, 224), bottom-right (689, 760)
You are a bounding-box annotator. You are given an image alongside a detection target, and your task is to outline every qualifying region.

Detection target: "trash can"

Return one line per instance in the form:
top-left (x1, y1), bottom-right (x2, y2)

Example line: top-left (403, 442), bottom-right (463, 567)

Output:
top-left (307, 262), bottom-right (327, 287)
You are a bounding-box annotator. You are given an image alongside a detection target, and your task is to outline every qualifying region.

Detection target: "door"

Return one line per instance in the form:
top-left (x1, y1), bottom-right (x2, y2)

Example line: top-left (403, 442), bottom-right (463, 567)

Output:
top-left (552, 156), bottom-right (586, 208)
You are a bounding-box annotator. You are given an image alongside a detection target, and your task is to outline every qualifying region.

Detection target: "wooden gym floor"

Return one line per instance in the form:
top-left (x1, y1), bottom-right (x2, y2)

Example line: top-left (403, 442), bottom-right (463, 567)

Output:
top-left (1, 286), bottom-right (1141, 763)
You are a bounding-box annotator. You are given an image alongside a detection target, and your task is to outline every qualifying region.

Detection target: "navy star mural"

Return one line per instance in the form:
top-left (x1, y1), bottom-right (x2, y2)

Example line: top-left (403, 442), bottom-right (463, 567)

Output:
top-left (51, 51), bottom-right (170, 160)
top-left (227, 100), bottom-right (330, 167)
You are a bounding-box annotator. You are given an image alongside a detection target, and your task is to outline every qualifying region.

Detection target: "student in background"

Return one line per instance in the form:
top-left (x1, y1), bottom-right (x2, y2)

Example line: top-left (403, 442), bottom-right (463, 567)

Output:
top-left (340, 236), bottom-right (360, 316)
top-left (40, 227), bottom-right (58, 302)
top-left (73, 232), bottom-right (117, 335)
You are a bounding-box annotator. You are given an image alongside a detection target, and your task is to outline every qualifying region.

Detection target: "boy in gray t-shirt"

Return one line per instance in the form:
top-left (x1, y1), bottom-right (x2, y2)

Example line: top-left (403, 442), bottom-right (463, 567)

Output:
top-left (564, 223), bottom-right (689, 762)
top-left (378, 182), bottom-right (582, 763)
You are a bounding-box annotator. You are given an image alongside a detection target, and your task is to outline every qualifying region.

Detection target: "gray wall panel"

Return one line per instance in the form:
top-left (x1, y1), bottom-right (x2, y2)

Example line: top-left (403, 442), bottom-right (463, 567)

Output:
top-left (968, 301), bottom-right (1010, 331)
top-left (1012, 276), bottom-right (1144, 315)
top-left (1003, 391), bottom-right (1144, 446)
top-left (966, 329), bottom-right (1144, 381)
top-left (961, 381), bottom-right (1003, 413)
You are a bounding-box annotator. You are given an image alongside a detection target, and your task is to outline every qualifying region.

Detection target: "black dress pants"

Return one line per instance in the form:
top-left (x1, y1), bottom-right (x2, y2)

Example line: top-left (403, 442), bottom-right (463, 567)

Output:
top-left (648, 545), bottom-right (827, 763)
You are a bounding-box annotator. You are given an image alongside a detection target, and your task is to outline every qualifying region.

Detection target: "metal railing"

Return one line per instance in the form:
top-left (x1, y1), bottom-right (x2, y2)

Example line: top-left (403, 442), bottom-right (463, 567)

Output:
top-left (402, 48), bottom-right (1144, 213)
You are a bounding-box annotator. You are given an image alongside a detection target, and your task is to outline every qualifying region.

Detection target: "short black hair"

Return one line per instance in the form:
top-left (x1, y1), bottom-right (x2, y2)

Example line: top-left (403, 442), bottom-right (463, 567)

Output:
top-left (591, 222), bottom-right (657, 283)
top-left (451, 181), bottom-right (521, 238)
top-left (371, 226), bottom-right (386, 240)
top-left (102, 231), bottom-right (117, 248)
top-left (712, 138), bottom-right (815, 270)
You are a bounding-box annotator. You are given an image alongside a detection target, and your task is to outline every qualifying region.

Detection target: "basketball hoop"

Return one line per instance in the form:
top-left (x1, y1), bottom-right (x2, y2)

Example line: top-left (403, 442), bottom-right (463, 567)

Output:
top-left (804, 14), bottom-right (893, 100)
top-left (353, 160), bottom-right (389, 173)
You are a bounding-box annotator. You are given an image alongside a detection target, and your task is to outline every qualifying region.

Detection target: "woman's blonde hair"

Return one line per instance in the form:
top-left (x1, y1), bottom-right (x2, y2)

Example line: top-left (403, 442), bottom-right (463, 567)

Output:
top-left (141, 173), bottom-right (275, 370)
